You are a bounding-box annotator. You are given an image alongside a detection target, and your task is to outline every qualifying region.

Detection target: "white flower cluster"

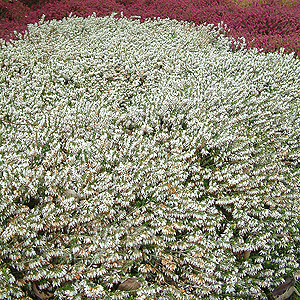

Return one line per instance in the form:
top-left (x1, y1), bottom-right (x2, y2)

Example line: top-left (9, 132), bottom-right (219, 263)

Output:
top-left (0, 12), bottom-right (299, 299)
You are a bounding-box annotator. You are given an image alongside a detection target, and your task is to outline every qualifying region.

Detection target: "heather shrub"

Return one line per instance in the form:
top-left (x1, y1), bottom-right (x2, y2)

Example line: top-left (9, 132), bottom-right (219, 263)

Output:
top-left (31, 0), bottom-right (124, 19)
top-left (0, 13), bottom-right (299, 300)
top-left (219, 0), bottom-right (300, 53)
top-left (18, 0), bottom-right (48, 9)
top-left (226, 0), bottom-right (300, 36)
top-left (0, 0), bottom-right (30, 20)
top-left (230, 0), bottom-right (299, 7)
top-left (0, 0), bottom-right (32, 41)
top-left (0, 0), bottom-right (125, 41)
top-left (211, 0), bottom-right (300, 56)
top-left (115, 0), bottom-right (137, 6)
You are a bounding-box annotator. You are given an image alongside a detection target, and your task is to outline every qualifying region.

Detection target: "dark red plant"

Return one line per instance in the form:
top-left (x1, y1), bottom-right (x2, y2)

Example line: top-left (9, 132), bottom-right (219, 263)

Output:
top-left (0, 0), bottom-right (30, 21)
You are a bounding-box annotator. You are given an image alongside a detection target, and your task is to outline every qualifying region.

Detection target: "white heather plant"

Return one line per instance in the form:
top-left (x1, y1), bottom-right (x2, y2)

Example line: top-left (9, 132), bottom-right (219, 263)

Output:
top-left (0, 12), bottom-right (300, 300)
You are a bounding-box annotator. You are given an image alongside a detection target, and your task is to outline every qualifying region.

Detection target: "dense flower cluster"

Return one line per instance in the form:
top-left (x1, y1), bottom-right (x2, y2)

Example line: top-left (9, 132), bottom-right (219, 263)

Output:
top-left (0, 13), bottom-right (300, 299)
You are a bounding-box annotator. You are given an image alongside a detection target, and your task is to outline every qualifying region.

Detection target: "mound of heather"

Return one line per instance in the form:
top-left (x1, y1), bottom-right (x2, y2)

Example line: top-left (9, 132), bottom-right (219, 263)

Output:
top-left (0, 14), bottom-right (299, 299)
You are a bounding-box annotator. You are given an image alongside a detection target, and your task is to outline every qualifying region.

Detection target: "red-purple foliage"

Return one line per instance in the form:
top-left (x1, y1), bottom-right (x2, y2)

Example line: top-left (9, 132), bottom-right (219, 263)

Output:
top-left (18, 0), bottom-right (47, 8)
top-left (32, 0), bottom-right (124, 19)
top-left (215, 0), bottom-right (300, 55)
top-left (0, 0), bottom-right (30, 20)
top-left (0, 0), bottom-right (299, 58)
top-left (0, 0), bottom-right (125, 42)
top-left (0, 0), bottom-right (31, 41)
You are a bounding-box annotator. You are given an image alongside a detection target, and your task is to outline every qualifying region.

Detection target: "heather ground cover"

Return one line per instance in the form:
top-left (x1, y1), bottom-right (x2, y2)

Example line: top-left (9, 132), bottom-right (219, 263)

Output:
top-left (0, 11), bottom-right (300, 300)
top-left (0, 0), bottom-right (300, 58)
top-left (0, 1), bottom-right (300, 300)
